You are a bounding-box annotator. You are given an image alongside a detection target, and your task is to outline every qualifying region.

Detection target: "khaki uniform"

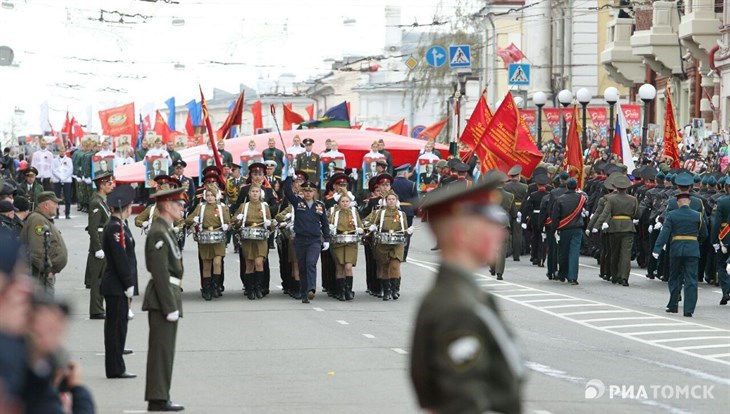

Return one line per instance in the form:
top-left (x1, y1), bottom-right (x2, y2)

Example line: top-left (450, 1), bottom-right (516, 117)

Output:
top-left (596, 192), bottom-right (639, 282)
top-left (186, 202), bottom-right (230, 259)
top-left (503, 180), bottom-right (528, 260)
top-left (135, 204), bottom-right (185, 231)
top-left (329, 206), bottom-right (362, 265)
top-left (142, 218), bottom-right (184, 402)
top-left (493, 190), bottom-right (516, 276)
top-left (86, 192), bottom-right (110, 315)
top-left (276, 205), bottom-right (297, 262)
top-left (19, 211), bottom-right (68, 294)
top-left (366, 207), bottom-right (406, 263)
top-left (233, 201), bottom-right (272, 260)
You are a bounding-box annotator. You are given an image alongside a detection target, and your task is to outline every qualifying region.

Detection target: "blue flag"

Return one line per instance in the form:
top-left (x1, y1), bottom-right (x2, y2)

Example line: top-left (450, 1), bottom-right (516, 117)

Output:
top-left (186, 99), bottom-right (202, 126)
top-left (302, 101), bottom-right (350, 128)
top-left (165, 97), bottom-right (176, 131)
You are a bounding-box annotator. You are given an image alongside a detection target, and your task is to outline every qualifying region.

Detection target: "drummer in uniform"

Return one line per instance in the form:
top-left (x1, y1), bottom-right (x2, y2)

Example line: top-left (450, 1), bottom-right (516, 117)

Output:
top-left (232, 184), bottom-right (273, 300)
top-left (86, 172), bottom-right (114, 320)
top-left (321, 173), bottom-right (352, 297)
top-left (329, 188), bottom-right (362, 301)
top-left (360, 173), bottom-right (393, 297)
top-left (295, 138), bottom-right (321, 189)
top-left (186, 183), bottom-right (231, 301)
top-left (275, 170), bottom-right (308, 299)
top-left (135, 175), bottom-right (183, 233)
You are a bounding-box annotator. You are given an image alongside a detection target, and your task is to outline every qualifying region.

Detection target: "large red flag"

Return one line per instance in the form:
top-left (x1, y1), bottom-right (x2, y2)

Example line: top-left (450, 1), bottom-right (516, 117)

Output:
top-left (385, 119), bottom-right (407, 135)
top-left (98, 103), bottom-right (135, 136)
top-left (283, 104), bottom-right (306, 130)
top-left (216, 91), bottom-right (245, 139)
top-left (305, 104), bottom-right (314, 120)
top-left (663, 88), bottom-right (681, 168)
top-left (251, 101), bottom-right (263, 134)
top-left (483, 93), bottom-right (543, 177)
top-left (185, 112), bottom-right (195, 137)
top-left (61, 112), bottom-right (71, 135)
top-left (417, 118), bottom-right (448, 140)
top-left (71, 117), bottom-right (85, 144)
top-left (459, 92), bottom-right (492, 151)
top-left (199, 86), bottom-right (223, 175)
top-left (562, 105), bottom-right (584, 188)
top-left (153, 110), bottom-right (172, 143)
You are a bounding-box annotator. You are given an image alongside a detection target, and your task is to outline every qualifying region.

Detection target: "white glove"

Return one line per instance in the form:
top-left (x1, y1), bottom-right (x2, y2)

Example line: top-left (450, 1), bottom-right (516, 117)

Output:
top-left (271, 219), bottom-right (278, 228)
top-left (264, 219), bottom-right (272, 227)
top-left (142, 220), bottom-right (150, 229)
top-left (124, 286), bottom-right (134, 298)
top-left (585, 229), bottom-right (590, 236)
top-left (349, 170), bottom-right (359, 180)
top-left (555, 233), bottom-right (561, 242)
top-left (236, 214), bottom-right (244, 221)
top-left (601, 222), bottom-right (609, 231)
top-left (655, 215), bottom-right (662, 223)
top-left (279, 221), bottom-right (288, 228)
top-left (285, 213), bottom-right (292, 220)
top-left (95, 250), bottom-right (105, 259)
top-left (287, 166), bottom-right (295, 177)
top-left (356, 227), bottom-right (363, 235)
top-left (654, 221), bottom-right (663, 230)
top-left (652, 252), bottom-right (659, 259)
top-left (723, 245), bottom-right (728, 254)
top-left (726, 264), bottom-right (730, 274)
top-left (369, 225), bottom-right (377, 232)
top-left (516, 212), bottom-right (522, 223)
top-left (521, 223), bottom-right (527, 230)
top-left (85, 177), bottom-right (92, 184)
top-left (406, 226), bottom-right (414, 235)
top-left (714, 243), bottom-right (720, 252)
top-left (193, 216), bottom-right (200, 224)
top-left (166, 310), bottom-right (180, 322)
top-left (632, 219), bottom-right (639, 225)
top-left (329, 224), bottom-right (336, 233)
top-left (221, 224), bottom-right (229, 231)
top-left (322, 242), bottom-right (330, 251)
top-left (541, 233), bottom-right (546, 241)
top-left (648, 225), bottom-right (653, 233)
top-left (591, 228), bottom-right (598, 234)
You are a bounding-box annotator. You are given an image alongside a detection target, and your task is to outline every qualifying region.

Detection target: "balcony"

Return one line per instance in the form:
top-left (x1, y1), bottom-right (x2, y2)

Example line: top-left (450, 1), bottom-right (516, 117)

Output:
top-left (630, 1), bottom-right (683, 76)
top-left (678, 0), bottom-right (721, 62)
top-left (601, 17), bottom-right (645, 87)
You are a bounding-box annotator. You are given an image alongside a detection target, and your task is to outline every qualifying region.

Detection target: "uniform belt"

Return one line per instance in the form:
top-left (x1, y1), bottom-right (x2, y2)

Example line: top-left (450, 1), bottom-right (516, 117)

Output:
top-left (672, 236), bottom-right (697, 241)
top-left (515, 201), bottom-right (522, 206)
top-left (169, 276), bottom-right (182, 287)
top-left (400, 202), bottom-right (412, 206)
top-left (611, 215), bottom-right (631, 220)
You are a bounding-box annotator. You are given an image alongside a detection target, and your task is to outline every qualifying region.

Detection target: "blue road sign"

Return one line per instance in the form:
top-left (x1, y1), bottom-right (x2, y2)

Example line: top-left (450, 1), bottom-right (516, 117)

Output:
top-left (448, 45), bottom-right (471, 68)
top-left (426, 46), bottom-right (446, 67)
top-left (508, 63), bottom-right (531, 86)
top-left (411, 125), bottom-right (426, 138)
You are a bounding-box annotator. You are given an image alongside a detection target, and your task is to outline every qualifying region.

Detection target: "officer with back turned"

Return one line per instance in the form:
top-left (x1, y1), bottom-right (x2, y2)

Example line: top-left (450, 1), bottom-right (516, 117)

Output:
top-left (504, 165), bottom-right (528, 261)
top-left (550, 178), bottom-right (586, 285)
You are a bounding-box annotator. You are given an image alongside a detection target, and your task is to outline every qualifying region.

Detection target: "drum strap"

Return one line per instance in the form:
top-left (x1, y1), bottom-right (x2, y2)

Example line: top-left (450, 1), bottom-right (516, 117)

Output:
top-left (200, 203), bottom-right (225, 228)
top-left (352, 206), bottom-right (362, 234)
top-left (333, 210), bottom-right (340, 235)
top-left (242, 202), bottom-right (250, 226)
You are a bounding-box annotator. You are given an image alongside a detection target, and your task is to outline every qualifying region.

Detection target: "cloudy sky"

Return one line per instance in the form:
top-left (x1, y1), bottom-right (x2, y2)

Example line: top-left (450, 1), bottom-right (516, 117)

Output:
top-left (0, 0), bottom-right (461, 137)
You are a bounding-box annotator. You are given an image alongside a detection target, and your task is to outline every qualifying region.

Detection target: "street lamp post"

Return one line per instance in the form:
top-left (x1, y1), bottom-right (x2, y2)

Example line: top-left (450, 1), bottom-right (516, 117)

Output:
top-left (557, 89), bottom-right (573, 148)
top-left (603, 87), bottom-right (619, 156)
top-left (533, 91), bottom-right (547, 148)
top-left (576, 88), bottom-right (592, 150)
top-left (638, 83), bottom-right (657, 156)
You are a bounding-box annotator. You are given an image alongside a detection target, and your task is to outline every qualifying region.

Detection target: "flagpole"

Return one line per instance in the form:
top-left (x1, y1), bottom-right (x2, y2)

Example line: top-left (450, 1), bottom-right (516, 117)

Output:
top-left (269, 104), bottom-right (289, 161)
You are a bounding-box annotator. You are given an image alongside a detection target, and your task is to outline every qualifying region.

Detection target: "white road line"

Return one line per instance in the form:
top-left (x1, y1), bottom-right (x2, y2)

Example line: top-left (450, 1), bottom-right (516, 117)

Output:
top-left (391, 348), bottom-right (408, 355)
top-left (484, 288), bottom-right (535, 293)
top-left (95, 353), bottom-right (104, 356)
top-left (501, 293), bottom-right (558, 298)
top-left (653, 336), bottom-right (730, 344)
top-left (579, 262), bottom-right (644, 278)
top-left (122, 411), bottom-right (147, 413)
top-left (363, 334), bottom-right (375, 339)
top-left (541, 303), bottom-right (611, 310)
top-left (336, 320), bottom-right (349, 325)
top-left (628, 329), bottom-right (721, 336)
top-left (677, 344), bottom-right (730, 351)
top-left (581, 316), bottom-right (661, 323)
top-left (521, 298), bottom-right (583, 304)
top-left (533, 411), bottom-right (555, 414)
top-left (312, 307), bottom-right (324, 312)
top-left (706, 353), bottom-right (730, 358)
top-left (560, 310), bottom-right (632, 317)
top-left (601, 322), bottom-right (689, 329)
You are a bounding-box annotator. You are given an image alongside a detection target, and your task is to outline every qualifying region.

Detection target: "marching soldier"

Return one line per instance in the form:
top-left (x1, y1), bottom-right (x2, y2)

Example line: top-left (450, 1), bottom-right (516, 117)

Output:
top-left (226, 164), bottom-right (245, 253)
top-left (411, 174), bottom-right (522, 414)
top-left (142, 186), bottom-right (187, 412)
top-left (86, 172), bottom-right (114, 319)
top-left (550, 178), bottom-right (586, 285)
top-left (504, 165), bottom-right (528, 261)
top-left (275, 170), bottom-right (308, 298)
top-left (489, 171), bottom-right (515, 280)
top-left (328, 189), bottom-right (363, 301)
top-left (711, 178), bottom-right (730, 305)
top-left (521, 174), bottom-right (550, 266)
top-left (19, 191), bottom-right (68, 294)
top-left (295, 138), bottom-right (321, 188)
top-left (541, 172), bottom-right (569, 280)
top-left (642, 171), bottom-right (667, 279)
top-left (392, 164), bottom-right (418, 261)
top-left (587, 172), bottom-right (618, 281)
top-left (232, 185), bottom-right (273, 300)
top-left (170, 160), bottom-right (196, 207)
top-left (595, 175), bottom-right (639, 286)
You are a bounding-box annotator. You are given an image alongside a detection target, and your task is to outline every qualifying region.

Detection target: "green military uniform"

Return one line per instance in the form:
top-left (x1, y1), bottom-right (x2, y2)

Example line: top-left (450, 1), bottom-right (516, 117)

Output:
top-left (492, 189), bottom-right (516, 279)
top-left (86, 191), bottom-right (110, 316)
top-left (595, 175), bottom-right (639, 285)
top-left (365, 206), bottom-right (406, 264)
top-left (167, 149), bottom-right (182, 169)
top-left (18, 181), bottom-right (44, 210)
top-left (295, 151), bottom-right (321, 186)
top-left (503, 166), bottom-right (528, 261)
top-left (143, 217), bottom-right (184, 404)
top-left (81, 146), bottom-right (94, 209)
top-left (711, 191), bottom-right (730, 304)
top-left (19, 207), bottom-right (68, 294)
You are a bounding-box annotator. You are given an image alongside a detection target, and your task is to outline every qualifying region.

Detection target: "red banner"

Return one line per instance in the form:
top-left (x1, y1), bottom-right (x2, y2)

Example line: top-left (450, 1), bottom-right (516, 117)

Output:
top-left (542, 108), bottom-right (562, 144)
top-left (99, 103), bottom-right (135, 137)
top-left (459, 93), bottom-right (492, 152)
top-left (520, 109), bottom-right (536, 139)
top-left (417, 118), bottom-right (448, 140)
top-left (154, 110), bottom-right (171, 143)
top-left (663, 90), bottom-right (681, 168)
top-left (562, 106), bottom-right (584, 188)
top-left (587, 107), bottom-right (609, 143)
top-left (621, 104), bottom-right (642, 147)
top-left (252, 101), bottom-right (263, 134)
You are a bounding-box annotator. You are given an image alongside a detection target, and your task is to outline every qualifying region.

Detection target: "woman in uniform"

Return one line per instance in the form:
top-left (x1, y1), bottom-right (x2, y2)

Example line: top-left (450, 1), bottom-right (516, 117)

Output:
top-left (365, 190), bottom-right (413, 301)
top-left (233, 185), bottom-right (273, 300)
top-left (360, 173), bottom-right (393, 297)
top-left (186, 183), bottom-right (230, 301)
top-left (329, 189), bottom-right (363, 301)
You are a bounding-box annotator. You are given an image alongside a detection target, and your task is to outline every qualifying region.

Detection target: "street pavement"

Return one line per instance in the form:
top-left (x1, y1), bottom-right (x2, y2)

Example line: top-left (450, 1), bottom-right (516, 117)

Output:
top-left (54, 215), bottom-right (729, 413)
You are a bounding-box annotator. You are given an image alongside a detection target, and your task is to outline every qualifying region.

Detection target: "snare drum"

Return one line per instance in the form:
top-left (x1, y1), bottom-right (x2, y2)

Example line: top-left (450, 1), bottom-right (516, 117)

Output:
top-left (332, 234), bottom-right (360, 245)
top-left (375, 232), bottom-right (406, 245)
top-left (197, 230), bottom-right (226, 245)
top-left (240, 227), bottom-right (270, 241)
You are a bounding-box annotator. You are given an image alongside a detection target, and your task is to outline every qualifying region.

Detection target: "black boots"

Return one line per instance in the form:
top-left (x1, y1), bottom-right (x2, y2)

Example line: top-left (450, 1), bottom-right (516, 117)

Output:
top-left (201, 278), bottom-right (213, 301)
top-left (245, 274), bottom-right (256, 300)
top-left (345, 276), bottom-right (354, 301)
top-left (391, 278), bottom-right (400, 300)
top-left (291, 280), bottom-right (302, 299)
top-left (212, 275), bottom-right (222, 298)
top-left (335, 279), bottom-right (346, 301)
top-left (254, 271), bottom-right (263, 299)
top-left (382, 279), bottom-right (392, 301)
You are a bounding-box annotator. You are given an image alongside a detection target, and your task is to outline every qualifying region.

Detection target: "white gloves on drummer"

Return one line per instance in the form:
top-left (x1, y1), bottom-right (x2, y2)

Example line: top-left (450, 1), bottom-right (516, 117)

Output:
top-left (652, 252), bottom-right (660, 259)
top-left (322, 242), bottom-right (330, 251)
top-left (95, 250), bottom-right (105, 259)
top-left (285, 213), bottom-right (292, 220)
top-left (221, 224), bottom-right (229, 231)
top-left (369, 225), bottom-right (377, 232)
top-left (124, 286), bottom-right (134, 298)
top-left (654, 221), bottom-right (663, 230)
top-left (521, 223), bottom-right (527, 230)
top-left (264, 219), bottom-right (272, 227)
top-left (193, 216), bottom-right (200, 224)
top-left (142, 221), bottom-right (150, 229)
top-left (236, 214), bottom-right (244, 221)
top-left (601, 222), bottom-right (609, 231)
top-left (356, 227), bottom-right (364, 235)
top-left (406, 226), bottom-right (414, 235)
top-left (166, 310), bottom-right (179, 322)
top-left (279, 221), bottom-right (288, 228)
top-left (516, 212), bottom-right (522, 223)
top-left (329, 224), bottom-right (336, 233)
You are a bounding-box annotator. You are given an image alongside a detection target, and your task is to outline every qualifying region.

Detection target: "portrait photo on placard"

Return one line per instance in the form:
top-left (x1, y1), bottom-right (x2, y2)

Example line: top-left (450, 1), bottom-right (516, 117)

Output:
top-left (146, 155), bottom-right (169, 188)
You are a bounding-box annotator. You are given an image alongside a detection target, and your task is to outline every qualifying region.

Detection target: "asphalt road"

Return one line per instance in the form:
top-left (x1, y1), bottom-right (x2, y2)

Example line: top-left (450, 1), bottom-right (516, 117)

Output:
top-left (54, 215), bottom-right (730, 413)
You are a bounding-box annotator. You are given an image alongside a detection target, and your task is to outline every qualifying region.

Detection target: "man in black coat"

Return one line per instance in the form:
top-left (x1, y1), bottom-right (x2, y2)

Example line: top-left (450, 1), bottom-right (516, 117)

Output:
top-left (392, 164), bottom-right (418, 261)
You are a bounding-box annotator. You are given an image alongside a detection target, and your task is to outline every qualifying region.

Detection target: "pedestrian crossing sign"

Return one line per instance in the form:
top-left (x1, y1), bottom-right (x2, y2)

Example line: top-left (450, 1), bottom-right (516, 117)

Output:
top-left (508, 63), bottom-right (530, 86)
top-left (448, 45), bottom-right (471, 68)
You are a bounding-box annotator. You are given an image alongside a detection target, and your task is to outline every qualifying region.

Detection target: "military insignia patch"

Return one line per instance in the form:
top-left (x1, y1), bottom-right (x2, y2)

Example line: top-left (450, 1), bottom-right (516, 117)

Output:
top-left (155, 240), bottom-right (164, 250)
top-left (446, 334), bottom-right (482, 368)
top-left (315, 205), bottom-right (323, 214)
top-left (35, 225), bottom-right (45, 236)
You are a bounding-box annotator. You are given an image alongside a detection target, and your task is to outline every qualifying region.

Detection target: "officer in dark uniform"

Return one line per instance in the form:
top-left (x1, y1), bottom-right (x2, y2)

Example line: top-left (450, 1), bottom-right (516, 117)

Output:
top-left (391, 163), bottom-right (418, 261)
top-left (170, 160), bottom-right (196, 208)
top-left (284, 167), bottom-right (330, 303)
top-left (504, 165), bottom-right (528, 261)
top-left (86, 172), bottom-right (114, 319)
top-left (520, 173), bottom-right (550, 266)
top-left (711, 178), bottom-right (730, 304)
top-left (101, 185), bottom-right (138, 379)
top-left (550, 178), bottom-right (585, 284)
top-left (541, 172), bottom-right (569, 279)
top-left (295, 138), bottom-right (321, 188)
top-left (17, 167), bottom-right (43, 210)
top-left (143, 186), bottom-right (187, 412)
top-left (653, 189), bottom-right (707, 317)
top-left (411, 174), bottom-right (523, 414)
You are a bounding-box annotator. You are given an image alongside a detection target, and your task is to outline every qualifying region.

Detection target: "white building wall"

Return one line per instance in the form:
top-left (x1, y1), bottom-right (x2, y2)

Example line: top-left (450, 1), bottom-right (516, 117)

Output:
top-left (570, 0), bottom-right (600, 96)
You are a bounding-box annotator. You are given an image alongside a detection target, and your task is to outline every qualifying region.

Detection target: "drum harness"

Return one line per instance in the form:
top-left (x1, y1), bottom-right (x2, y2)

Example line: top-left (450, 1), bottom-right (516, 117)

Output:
top-left (333, 206), bottom-right (362, 236)
top-left (240, 201), bottom-right (269, 228)
top-left (377, 209), bottom-right (405, 234)
top-left (198, 202), bottom-right (226, 232)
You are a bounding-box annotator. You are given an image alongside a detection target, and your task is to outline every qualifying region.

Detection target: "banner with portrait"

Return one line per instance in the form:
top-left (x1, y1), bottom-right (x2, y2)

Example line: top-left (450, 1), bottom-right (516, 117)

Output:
top-left (320, 155), bottom-right (345, 189)
top-left (587, 107), bottom-right (609, 145)
top-left (519, 109), bottom-right (537, 139)
top-left (621, 104), bottom-right (642, 147)
top-left (188, 135), bottom-right (205, 148)
top-left (114, 134), bottom-right (133, 151)
top-left (240, 151), bottom-right (263, 174)
top-left (362, 154), bottom-right (385, 190)
top-left (415, 153), bottom-right (440, 193)
top-left (145, 155), bottom-right (169, 188)
top-left (91, 154), bottom-right (115, 188)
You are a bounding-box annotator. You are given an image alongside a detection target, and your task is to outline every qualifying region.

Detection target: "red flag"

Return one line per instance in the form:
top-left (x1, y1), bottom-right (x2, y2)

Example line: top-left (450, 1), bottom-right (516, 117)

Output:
top-left (346, 102), bottom-right (351, 122)
top-left (216, 91), bottom-right (245, 139)
top-left (482, 93), bottom-right (543, 177)
top-left (199, 85), bottom-right (224, 175)
top-left (251, 101), bottom-right (263, 134)
top-left (185, 112), bottom-right (195, 137)
top-left (663, 88), bottom-right (681, 168)
top-left (459, 92), bottom-right (493, 151)
top-left (562, 105), bottom-right (584, 188)
top-left (71, 117), bottom-right (85, 140)
top-left (61, 112), bottom-right (71, 135)
top-left (305, 104), bottom-right (314, 120)
top-left (417, 118), bottom-right (448, 140)
top-left (154, 110), bottom-right (172, 143)
top-left (283, 104), bottom-right (306, 131)
top-left (506, 43), bottom-right (525, 62)
top-left (143, 115), bottom-right (152, 131)
top-left (98, 103), bottom-right (135, 136)
top-left (385, 119), bottom-right (407, 135)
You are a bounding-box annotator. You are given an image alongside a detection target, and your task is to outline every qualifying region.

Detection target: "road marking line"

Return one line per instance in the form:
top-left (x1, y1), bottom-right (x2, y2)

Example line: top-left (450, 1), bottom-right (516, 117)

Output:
top-left (312, 307), bottom-right (324, 312)
top-left (521, 298), bottom-right (583, 304)
top-left (485, 288), bottom-right (534, 293)
top-left (705, 353), bottom-right (730, 358)
top-left (122, 411), bottom-right (147, 413)
top-left (653, 336), bottom-right (730, 344)
top-left (363, 334), bottom-right (375, 339)
top-left (533, 411), bottom-right (555, 414)
top-left (677, 344), bottom-right (730, 351)
top-left (560, 310), bottom-right (632, 316)
top-left (579, 263), bottom-right (644, 278)
top-left (628, 329), bottom-right (721, 336)
top-left (391, 348), bottom-right (408, 355)
top-left (541, 303), bottom-right (609, 310)
top-left (601, 322), bottom-right (689, 329)
top-left (581, 316), bottom-right (661, 323)
top-left (501, 293), bottom-right (558, 298)
top-left (95, 353), bottom-right (104, 356)
top-left (336, 320), bottom-right (349, 325)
